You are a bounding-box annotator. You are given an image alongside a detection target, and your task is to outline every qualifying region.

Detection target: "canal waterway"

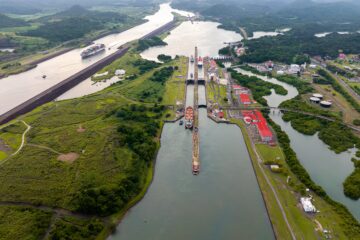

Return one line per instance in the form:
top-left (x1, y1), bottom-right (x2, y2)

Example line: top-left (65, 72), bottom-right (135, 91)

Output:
top-left (0, 3), bottom-right (191, 114)
top-left (107, 7), bottom-right (276, 237)
top-left (110, 92), bottom-right (274, 240)
top-left (140, 21), bottom-right (242, 61)
top-left (237, 69), bottom-right (360, 220)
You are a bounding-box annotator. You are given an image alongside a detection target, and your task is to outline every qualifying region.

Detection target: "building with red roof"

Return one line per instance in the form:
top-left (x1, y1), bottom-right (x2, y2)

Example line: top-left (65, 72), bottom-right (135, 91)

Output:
top-left (241, 110), bottom-right (273, 142)
top-left (239, 93), bottom-right (251, 105)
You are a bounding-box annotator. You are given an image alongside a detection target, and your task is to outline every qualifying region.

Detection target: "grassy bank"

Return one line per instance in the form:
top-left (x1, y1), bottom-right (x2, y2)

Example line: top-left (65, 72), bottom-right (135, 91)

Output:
top-left (0, 48), bottom-right (185, 239)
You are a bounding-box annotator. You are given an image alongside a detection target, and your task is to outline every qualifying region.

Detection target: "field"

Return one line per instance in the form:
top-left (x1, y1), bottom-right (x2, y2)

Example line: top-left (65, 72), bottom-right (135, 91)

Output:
top-left (0, 206), bottom-right (52, 239)
top-left (161, 56), bottom-right (187, 106)
top-left (0, 50), bottom-right (185, 239)
top-left (0, 121), bottom-right (26, 161)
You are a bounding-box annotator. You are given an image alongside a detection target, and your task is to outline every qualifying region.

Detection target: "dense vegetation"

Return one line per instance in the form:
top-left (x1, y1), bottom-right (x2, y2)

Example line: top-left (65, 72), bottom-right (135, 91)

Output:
top-left (157, 54), bottom-right (172, 63)
top-left (0, 14), bottom-right (28, 28)
top-left (149, 66), bottom-right (174, 84)
top-left (317, 68), bottom-right (360, 112)
top-left (265, 112), bottom-right (360, 238)
top-left (24, 17), bottom-right (103, 43)
top-left (137, 36), bottom-right (167, 52)
top-left (280, 97), bottom-right (358, 153)
top-left (22, 5), bottom-right (129, 43)
top-left (49, 217), bottom-right (104, 240)
top-left (240, 30), bottom-right (360, 64)
top-left (74, 105), bottom-right (163, 216)
top-left (343, 158), bottom-right (360, 200)
top-left (230, 69), bottom-right (287, 105)
top-left (275, 75), bottom-right (313, 94)
top-left (131, 59), bottom-right (160, 74)
top-left (0, 206), bottom-right (51, 239)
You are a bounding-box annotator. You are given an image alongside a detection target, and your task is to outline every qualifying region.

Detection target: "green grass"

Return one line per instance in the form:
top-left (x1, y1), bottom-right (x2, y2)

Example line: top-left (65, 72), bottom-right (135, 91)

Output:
top-left (0, 151), bottom-right (8, 161)
top-left (161, 56), bottom-right (187, 106)
top-left (0, 121), bottom-right (25, 152)
top-left (0, 206), bottom-right (52, 240)
top-left (91, 51), bottom-right (141, 82)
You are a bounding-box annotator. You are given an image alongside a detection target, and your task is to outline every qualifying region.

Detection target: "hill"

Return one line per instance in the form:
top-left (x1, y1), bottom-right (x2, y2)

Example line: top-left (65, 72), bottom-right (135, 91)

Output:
top-left (0, 13), bottom-right (28, 28)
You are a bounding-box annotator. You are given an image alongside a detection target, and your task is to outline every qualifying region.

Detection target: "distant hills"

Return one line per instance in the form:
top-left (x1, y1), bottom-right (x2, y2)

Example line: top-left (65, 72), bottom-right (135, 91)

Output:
top-left (0, 13), bottom-right (28, 28)
top-left (23, 5), bottom-right (129, 43)
top-left (39, 5), bottom-right (127, 23)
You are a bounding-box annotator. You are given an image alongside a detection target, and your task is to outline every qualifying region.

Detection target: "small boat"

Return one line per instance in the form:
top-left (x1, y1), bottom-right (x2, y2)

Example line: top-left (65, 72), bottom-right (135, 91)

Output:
top-left (179, 120), bottom-right (184, 125)
top-left (42, 75), bottom-right (47, 79)
top-left (190, 55), bottom-right (195, 62)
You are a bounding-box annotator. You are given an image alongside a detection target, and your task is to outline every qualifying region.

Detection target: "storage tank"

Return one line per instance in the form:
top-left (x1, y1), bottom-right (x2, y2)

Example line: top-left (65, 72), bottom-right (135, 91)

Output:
top-left (320, 100), bottom-right (332, 108)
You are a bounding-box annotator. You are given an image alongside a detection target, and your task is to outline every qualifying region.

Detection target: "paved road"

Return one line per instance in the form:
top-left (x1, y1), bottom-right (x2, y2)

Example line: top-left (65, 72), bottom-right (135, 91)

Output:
top-left (332, 71), bottom-right (360, 102)
top-left (250, 134), bottom-right (296, 240)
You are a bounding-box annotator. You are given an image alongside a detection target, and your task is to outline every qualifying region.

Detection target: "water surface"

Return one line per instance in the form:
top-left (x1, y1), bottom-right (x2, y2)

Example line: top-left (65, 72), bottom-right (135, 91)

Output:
top-left (0, 3), bottom-right (188, 114)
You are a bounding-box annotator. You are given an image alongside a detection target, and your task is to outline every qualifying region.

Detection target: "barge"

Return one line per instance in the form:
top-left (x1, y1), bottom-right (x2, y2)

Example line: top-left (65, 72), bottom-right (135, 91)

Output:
top-left (185, 106), bottom-right (194, 129)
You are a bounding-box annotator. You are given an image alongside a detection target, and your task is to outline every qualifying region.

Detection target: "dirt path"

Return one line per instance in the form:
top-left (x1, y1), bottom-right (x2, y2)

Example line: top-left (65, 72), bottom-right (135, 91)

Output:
top-left (12, 121), bottom-right (31, 156)
top-left (27, 144), bottom-right (62, 155)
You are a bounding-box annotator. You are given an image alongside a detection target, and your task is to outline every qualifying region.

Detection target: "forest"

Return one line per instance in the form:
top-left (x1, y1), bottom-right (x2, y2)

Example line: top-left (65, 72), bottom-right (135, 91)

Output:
top-left (240, 30), bottom-right (360, 64)
top-left (136, 36), bottom-right (167, 52)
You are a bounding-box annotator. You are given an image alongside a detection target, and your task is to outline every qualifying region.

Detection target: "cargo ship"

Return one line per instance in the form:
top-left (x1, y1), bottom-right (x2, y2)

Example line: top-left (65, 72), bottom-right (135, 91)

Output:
top-left (198, 56), bottom-right (203, 68)
top-left (184, 106), bottom-right (194, 129)
top-left (81, 43), bottom-right (105, 58)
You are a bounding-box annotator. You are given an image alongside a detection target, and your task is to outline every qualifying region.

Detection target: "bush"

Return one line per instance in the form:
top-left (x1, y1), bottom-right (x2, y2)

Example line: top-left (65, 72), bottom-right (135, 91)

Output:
top-left (353, 119), bottom-right (360, 126)
top-left (136, 36), bottom-right (167, 52)
top-left (343, 158), bottom-right (360, 200)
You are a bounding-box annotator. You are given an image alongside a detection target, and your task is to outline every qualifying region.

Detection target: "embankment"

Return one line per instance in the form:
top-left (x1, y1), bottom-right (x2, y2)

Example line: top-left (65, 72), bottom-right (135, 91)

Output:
top-left (0, 20), bottom-right (177, 126)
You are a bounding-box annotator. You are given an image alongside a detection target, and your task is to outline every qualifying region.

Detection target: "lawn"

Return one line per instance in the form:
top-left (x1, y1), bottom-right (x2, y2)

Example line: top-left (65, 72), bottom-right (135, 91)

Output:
top-left (162, 56), bottom-right (187, 106)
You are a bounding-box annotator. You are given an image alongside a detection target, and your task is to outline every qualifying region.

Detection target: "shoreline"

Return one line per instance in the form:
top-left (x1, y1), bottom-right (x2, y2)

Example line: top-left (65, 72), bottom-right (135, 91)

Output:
top-left (98, 120), bottom-right (166, 240)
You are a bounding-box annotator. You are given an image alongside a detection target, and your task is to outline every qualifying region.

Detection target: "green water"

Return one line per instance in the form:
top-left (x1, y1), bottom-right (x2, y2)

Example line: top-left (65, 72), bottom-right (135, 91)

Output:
top-left (109, 105), bottom-right (274, 239)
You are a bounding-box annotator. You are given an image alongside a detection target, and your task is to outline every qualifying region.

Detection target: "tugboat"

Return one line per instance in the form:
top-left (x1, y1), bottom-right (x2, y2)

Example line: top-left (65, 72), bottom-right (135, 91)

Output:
top-left (81, 43), bottom-right (106, 58)
top-left (184, 106), bottom-right (194, 129)
top-left (192, 161), bottom-right (200, 175)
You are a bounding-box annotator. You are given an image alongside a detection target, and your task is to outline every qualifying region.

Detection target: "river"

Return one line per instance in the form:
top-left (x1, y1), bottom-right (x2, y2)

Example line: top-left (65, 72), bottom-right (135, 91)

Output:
top-left (237, 68), bottom-right (360, 221)
top-left (0, 3), bottom-right (191, 114)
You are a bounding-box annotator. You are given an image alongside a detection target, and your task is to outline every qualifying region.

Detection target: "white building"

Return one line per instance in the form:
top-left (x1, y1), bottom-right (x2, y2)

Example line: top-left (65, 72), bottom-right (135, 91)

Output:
top-left (115, 69), bottom-right (126, 76)
top-left (300, 197), bottom-right (316, 213)
top-left (288, 64), bottom-right (301, 74)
